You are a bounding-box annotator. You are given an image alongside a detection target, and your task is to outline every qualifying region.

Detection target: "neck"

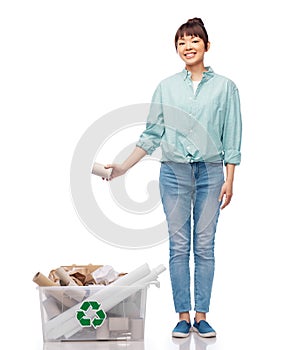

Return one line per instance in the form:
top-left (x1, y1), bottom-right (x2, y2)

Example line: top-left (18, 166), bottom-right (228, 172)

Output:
top-left (186, 63), bottom-right (207, 81)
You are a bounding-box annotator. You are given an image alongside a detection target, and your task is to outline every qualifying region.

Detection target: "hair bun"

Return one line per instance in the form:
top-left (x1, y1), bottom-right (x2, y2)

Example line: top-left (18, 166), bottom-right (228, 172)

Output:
top-left (187, 17), bottom-right (205, 26)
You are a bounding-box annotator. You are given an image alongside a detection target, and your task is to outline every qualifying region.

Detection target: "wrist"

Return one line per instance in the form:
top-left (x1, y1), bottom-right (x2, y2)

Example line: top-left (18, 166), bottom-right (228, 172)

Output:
top-left (225, 164), bottom-right (235, 184)
top-left (121, 162), bottom-right (129, 173)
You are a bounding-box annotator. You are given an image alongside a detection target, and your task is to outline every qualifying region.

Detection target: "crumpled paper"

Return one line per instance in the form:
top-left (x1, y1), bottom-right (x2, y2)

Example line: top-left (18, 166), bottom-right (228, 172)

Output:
top-left (43, 264), bottom-right (126, 287)
top-left (91, 265), bottom-right (119, 285)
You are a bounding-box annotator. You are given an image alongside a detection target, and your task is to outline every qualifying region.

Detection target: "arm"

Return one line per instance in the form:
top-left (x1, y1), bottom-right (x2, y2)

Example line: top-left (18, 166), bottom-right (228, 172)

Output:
top-left (104, 84), bottom-right (164, 181)
top-left (104, 146), bottom-right (147, 180)
top-left (219, 84), bottom-right (242, 209)
top-left (218, 163), bottom-right (235, 209)
top-left (222, 86), bottom-right (242, 166)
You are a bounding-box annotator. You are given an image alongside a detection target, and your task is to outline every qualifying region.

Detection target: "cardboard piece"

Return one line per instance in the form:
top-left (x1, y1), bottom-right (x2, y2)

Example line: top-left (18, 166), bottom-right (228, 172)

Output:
top-left (130, 318), bottom-right (144, 340)
top-left (108, 317), bottom-right (129, 331)
top-left (92, 162), bottom-right (112, 179)
top-left (49, 264), bottom-right (104, 285)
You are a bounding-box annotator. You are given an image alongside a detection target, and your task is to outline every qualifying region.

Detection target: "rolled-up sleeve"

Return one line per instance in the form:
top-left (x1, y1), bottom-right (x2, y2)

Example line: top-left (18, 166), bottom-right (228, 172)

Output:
top-left (222, 86), bottom-right (242, 165)
top-left (136, 84), bottom-right (165, 155)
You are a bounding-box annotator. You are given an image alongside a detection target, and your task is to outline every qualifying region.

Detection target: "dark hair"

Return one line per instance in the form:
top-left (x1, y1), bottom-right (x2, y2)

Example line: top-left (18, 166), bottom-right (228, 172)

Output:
top-left (175, 18), bottom-right (209, 50)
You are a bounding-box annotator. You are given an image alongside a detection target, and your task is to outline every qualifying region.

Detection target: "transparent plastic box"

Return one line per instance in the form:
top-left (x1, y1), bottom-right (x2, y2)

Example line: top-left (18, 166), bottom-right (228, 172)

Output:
top-left (38, 285), bottom-right (147, 342)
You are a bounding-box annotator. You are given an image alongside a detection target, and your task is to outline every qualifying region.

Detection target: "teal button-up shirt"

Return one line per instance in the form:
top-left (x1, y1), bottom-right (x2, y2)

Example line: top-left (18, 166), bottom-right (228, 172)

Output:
top-left (137, 67), bottom-right (242, 165)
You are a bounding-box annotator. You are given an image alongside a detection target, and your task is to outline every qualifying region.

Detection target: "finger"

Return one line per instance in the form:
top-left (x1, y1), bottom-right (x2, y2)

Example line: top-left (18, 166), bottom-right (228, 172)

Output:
top-left (104, 164), bottom-right (113, 169)
top-left (109, 173), bottom-right (115, 181)
top-left (220, 199), bottom-right (228, 209)
top-left (221, 201), bottom-right (227, 210)
top-left (221, 195), bottom-right (232, 209)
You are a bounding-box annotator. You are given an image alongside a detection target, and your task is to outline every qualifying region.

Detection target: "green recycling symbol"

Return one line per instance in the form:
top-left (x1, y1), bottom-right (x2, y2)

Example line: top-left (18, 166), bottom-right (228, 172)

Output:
top-left (76, 301), bottom-right (106, 328)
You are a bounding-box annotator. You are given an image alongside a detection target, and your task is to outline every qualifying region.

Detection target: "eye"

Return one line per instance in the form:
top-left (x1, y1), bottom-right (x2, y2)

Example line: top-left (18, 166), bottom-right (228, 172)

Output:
top-left (178, 42), bottom-right (185, 46)
top-left (192, 40), bottom-right (199, 44)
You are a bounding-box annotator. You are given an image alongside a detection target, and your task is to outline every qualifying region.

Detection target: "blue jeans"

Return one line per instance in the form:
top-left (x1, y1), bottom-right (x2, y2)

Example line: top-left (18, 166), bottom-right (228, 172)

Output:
top-left (159, 162), bottom-right (224, 313)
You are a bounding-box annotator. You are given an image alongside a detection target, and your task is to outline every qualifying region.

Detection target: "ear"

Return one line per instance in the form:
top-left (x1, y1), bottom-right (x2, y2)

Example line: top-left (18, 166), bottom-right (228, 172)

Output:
top-left (206, 41), bottom-right (211, 52)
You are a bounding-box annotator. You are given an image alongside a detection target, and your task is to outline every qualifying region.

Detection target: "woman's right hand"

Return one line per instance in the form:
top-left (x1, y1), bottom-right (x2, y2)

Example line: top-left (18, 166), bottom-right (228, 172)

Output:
top-left (103, 164), bottom-right (127, 181)
top-left (102, 147), bottom-right (147, 181)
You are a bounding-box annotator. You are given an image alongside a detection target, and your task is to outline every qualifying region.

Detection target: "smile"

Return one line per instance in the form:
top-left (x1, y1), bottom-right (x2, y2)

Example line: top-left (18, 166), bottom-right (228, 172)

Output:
top-left (184, 52), bottom-right (196, 59)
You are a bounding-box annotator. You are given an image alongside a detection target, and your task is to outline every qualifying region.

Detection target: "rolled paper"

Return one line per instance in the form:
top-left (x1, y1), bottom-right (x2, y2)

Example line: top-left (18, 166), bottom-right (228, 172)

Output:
top-left (55, 267), bottom-right (86, 302)
top-left (110, 263), bottom-right (151, 287)
top-left (45, 263), bottom-right (152, 340)
top-left (55, 267), bottom-right (78, 287)
top-left (33, 272), bottom-right (57, 287)
top-left (43, 297), bottom-right (62, 320)
top-left (92, 162), bottom-right (112, 179)
top-left (131, 264), bottom-right (166, 287)
top-left (33, 272), bottom-right (76, 308)
top-left (93, 264), bottom-right (166, 315)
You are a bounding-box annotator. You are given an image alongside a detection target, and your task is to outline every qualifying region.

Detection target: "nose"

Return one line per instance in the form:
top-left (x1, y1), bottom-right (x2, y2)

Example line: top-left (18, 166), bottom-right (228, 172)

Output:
top-left (185, 41), bottom-right (192, 50)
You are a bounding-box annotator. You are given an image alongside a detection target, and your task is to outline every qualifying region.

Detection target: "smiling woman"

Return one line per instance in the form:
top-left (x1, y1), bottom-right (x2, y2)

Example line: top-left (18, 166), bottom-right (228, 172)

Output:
top-left (104, 16), bottom-right (242, 340)
top-left (175, 18), bottom-right (211, 81)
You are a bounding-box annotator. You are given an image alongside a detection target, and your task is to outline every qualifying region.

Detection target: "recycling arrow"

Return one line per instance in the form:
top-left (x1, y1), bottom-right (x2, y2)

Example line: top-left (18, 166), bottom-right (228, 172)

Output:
top-left (76, 301), bottom-right (106, 328)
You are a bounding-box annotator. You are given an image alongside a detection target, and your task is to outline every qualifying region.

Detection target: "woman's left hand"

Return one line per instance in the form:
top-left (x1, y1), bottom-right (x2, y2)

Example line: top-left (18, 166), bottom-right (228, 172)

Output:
top-left (218, 181), bottom-right (233, 209)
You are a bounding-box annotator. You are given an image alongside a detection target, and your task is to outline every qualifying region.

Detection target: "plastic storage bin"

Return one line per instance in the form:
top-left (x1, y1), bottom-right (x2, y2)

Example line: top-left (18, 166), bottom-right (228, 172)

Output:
top-left (38, 285), bottom-right (147, 342)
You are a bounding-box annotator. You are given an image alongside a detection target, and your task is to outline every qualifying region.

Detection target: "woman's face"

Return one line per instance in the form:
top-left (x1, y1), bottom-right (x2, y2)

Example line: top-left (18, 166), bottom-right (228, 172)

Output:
top-left (177, 35), bottom-right (209, 67)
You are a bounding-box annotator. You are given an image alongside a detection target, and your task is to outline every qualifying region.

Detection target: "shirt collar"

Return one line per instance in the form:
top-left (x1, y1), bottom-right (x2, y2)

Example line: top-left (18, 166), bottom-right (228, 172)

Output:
top-left (182, 66), bottom-right (214, 81)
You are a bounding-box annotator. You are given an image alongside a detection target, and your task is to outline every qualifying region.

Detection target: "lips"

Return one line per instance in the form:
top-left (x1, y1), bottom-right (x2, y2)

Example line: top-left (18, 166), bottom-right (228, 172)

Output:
top-left (184, 52), bottom-right (196, 59)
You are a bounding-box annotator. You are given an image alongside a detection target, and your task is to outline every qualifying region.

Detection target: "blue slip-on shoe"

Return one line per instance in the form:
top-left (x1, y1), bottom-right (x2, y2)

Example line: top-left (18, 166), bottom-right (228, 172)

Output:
top-left (172, 320), bottom-right (192, 338)
top-left (193, 320), bottom-right (216, 338)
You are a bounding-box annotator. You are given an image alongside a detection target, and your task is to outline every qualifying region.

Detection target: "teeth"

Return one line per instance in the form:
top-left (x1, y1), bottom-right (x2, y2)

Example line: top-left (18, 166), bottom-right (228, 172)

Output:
top-left (185, 53), bottom-right (195, 58)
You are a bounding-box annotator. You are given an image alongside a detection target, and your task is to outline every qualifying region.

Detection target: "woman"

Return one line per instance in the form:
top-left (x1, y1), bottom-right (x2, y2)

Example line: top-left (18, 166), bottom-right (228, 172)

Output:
top-left (105, 18), bottom-right (242, 338)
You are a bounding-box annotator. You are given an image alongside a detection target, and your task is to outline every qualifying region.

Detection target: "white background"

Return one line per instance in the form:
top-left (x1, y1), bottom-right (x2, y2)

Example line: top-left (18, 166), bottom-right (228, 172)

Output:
top-left (1, 1), bottom-right (293, 349)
